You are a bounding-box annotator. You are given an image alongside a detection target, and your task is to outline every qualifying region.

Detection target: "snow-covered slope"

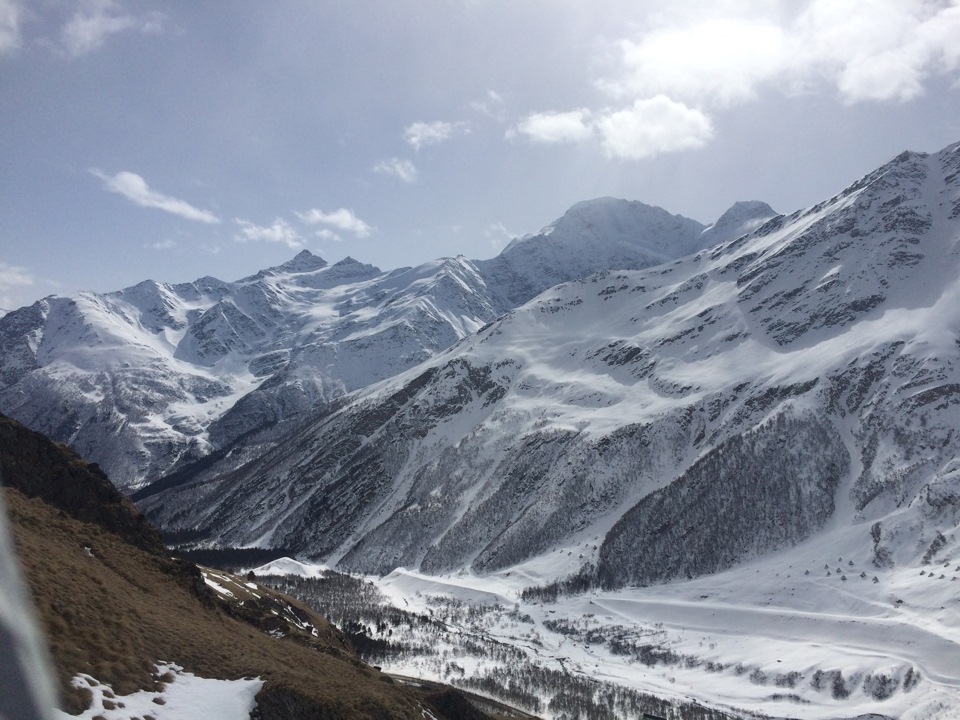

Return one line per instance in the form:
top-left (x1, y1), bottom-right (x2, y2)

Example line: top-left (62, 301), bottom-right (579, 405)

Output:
top-left (0, 253), bottom-right (500, 488)
top-left (1, 199), bottom-right (719, 489)
top-left (134, 144), bottom-right (960, 720)
top-left (142, 142), bottom-right (960, 591)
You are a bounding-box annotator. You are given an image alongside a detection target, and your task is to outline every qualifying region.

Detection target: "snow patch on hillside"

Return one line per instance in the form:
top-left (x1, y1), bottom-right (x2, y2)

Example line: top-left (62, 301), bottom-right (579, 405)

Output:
top-left (54, 663), bottom-right (262, 720)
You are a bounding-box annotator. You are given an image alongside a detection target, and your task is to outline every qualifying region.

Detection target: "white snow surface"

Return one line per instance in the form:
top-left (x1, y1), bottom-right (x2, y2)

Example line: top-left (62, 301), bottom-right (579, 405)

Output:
top-left (258, 548), bottom-right (960, 720)
top-left (52, 663), bottom-right (262, 720)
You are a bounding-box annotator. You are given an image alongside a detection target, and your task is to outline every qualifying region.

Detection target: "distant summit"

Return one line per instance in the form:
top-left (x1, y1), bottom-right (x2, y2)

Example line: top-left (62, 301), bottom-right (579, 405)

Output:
top-left (477, 196), bottom-right (708, 307)
top-left (249, 249), bottom-right (328, 280)
top-left (278, 248), bottom-right (328, 273)
top-left (698, 200), bottom-right (777, 247)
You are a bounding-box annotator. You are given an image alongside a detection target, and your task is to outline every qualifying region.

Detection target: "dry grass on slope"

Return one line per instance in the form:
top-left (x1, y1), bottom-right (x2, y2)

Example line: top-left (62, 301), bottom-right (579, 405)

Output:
top-left (4, 487), bottom-right (460, 719)
top-left (0, 413), bottom-right (163, 555)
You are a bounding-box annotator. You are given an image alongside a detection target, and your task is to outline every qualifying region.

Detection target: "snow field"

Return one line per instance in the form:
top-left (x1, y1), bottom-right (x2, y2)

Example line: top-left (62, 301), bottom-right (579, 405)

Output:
top-left (256, 532), bottom-right (960, 720)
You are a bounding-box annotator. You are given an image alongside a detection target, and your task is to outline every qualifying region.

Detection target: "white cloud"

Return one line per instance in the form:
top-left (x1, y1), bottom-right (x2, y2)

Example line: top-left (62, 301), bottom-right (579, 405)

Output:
top-left (0, 0), bottom-right (22, 55)
top-left (511, 0), bottom-right (960, 161)
top-left (807, 0), bottom-right (960, 103)
top-left (313, 228), bottom-right (343, 242)
top-left (373, 157), bottom-right (418, 183)
top-left (601, 0), bottom-right (960, 106)
top-left (509, 98), bottom-right (712, 160)
top-left (91, 169), bottom-right (220, 224)
top-left (470, 90), bottom-right (507, 121)
top-left (404, 120), bottom-right (468, 150)
top-left (485, 222), bottom-right (512, 237)
top-left (604, 18), bottom-right (790, 107)
top-left (836, 50), bottom-right (924, 103)
top-left (296, 208), bottom-right (372, 238)
top-left (508, 109), bottom-right (595, 144)
top-left (0, 261), bottom-right (34, 310)
top-left (233, 218), bottom-right (305, 249)
top-left (484, 221), bottom-right (517, 250)
top-left (149, 238), bottom-right (176, 250)
top-left (597, 96), bottom-right (714, 160)
top-left (61, 0), bottom-right (163, 57)
top-left (916, 2), bottom-right (960, 71)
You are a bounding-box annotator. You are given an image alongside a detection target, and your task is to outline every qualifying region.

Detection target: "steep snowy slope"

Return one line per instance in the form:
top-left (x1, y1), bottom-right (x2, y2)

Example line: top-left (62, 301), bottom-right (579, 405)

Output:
top-left (0, 199), bottom-right (726, 489)
top-left (141, 142), bottom-right (960, 594)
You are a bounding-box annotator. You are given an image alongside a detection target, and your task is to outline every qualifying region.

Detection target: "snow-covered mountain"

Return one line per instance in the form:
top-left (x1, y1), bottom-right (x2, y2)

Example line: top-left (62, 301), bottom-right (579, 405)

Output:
top-left (0, 199), bottom-right (712, 489)
top-left (141, 142), bottom-right (960, 592)
top-left (0, 254), bottom-right (495, 489)
top-left (475, 198), bottom-right (713, 307)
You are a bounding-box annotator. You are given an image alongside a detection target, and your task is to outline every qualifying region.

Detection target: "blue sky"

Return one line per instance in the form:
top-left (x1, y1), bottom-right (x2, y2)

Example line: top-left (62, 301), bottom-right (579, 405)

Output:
top-left (2, 0), bottom-right (960, 311)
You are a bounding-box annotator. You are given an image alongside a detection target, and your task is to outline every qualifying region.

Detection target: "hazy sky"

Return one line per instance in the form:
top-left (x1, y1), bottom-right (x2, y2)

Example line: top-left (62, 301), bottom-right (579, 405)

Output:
top-left (2, 0), bottom-right (960, 311)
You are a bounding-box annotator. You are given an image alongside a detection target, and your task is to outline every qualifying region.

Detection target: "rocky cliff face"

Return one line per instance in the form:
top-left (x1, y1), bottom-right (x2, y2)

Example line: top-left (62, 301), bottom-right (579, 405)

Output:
top-left (140, 142), bottom-right (960, 589)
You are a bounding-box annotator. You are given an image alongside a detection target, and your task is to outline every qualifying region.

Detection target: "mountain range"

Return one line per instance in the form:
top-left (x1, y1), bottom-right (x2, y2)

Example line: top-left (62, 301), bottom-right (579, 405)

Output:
top-left (0, 198), bottom-right (768, 490)
top-left (134, 142), bottom-right (960, 595)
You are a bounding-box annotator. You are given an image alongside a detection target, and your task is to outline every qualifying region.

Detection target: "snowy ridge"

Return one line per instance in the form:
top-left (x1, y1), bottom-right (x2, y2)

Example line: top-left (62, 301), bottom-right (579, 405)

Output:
top-left (0, 200), bottom-right (725, 489)
top-left (0, 253), bottom-right (501, 488)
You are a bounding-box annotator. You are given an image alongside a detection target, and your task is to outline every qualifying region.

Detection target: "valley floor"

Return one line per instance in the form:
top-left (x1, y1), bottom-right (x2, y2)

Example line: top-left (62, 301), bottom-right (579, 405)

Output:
top-left (256, 522), bottom-right (960, 720)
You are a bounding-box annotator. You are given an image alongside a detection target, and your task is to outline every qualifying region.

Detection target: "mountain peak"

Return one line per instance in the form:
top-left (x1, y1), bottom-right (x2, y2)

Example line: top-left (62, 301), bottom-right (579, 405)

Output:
top-left (505, 197), bottom-right (705, 251)
top-left (545, 197), bottom-right (676, 236)
top-left (475, 196), bottom-right (707, 308)
top-left (311, 255), bottom-right (381, 282)
top-left (280, 249), bottom-right (328, 273)
top-left (700, 200), bottom-right (778, 246)
top-left (244, 249), bottom-right (328, 281)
